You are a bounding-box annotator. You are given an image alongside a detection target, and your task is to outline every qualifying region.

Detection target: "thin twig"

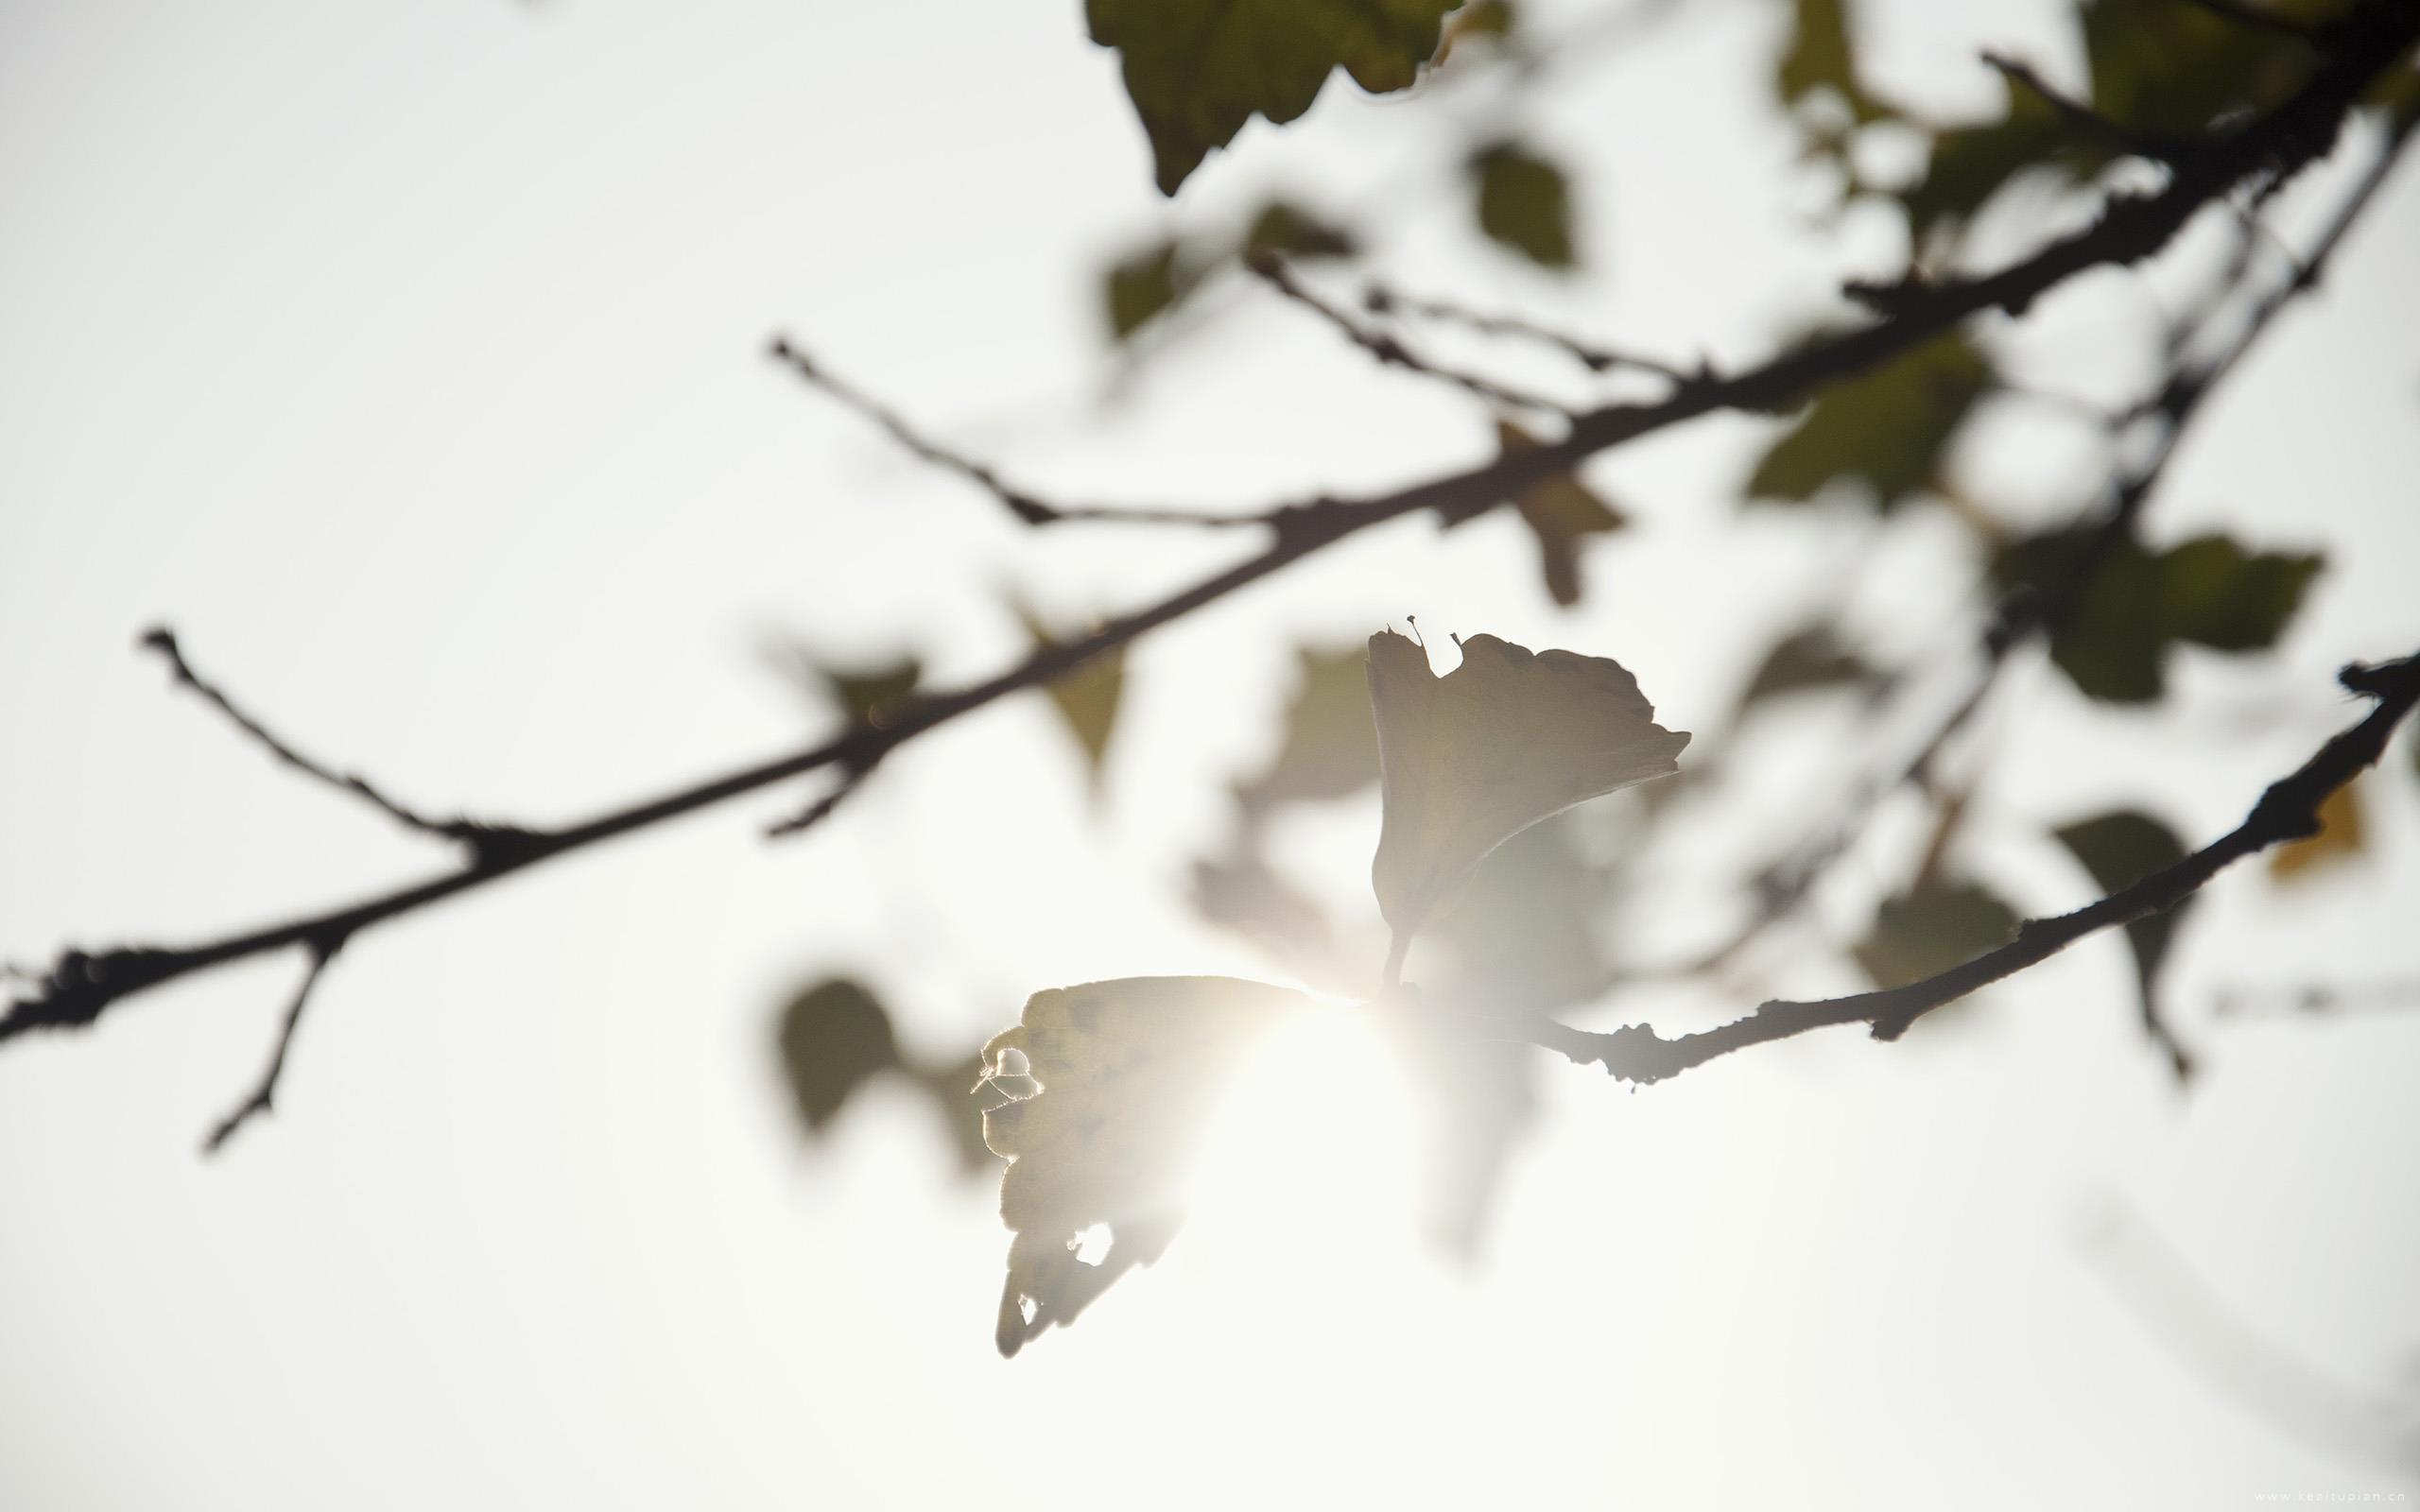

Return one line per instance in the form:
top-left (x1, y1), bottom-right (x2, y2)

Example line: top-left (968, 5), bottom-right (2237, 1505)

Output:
top-left (1248, 253), bottom-right (1575, 415)
top-left (202, 937), bottom-right (342, 1154)
top-left (766, 336), bottom-right (1253, 529)
top-left (1360, 281), bottom-right (1696, 383)
top-left (140, 627), bottom-right (539, 866)
top-left (1539, 654), bottom-right (2420, 1083)
top-left (1981, 51), bottom-right (2209, 163)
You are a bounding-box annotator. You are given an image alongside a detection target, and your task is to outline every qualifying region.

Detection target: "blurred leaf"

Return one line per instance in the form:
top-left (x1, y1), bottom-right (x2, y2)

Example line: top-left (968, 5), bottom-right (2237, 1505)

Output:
top-left (1490, 420), bottom-right (1628, 607)
top-left (1189, 842), bottom-right (1358, 992)
top-left (1899, 86), bottom-right (2070, 238)
top-left (978, 975), bottom-right (1319, 1354)
top-left (1994, 530), bottom-right (2322, 702)
top-left (2373, 62), bottom-right (2420, 134)
top-left (1745, 332), bottom-right (1991, 512)
top-left (2155, 535), bottom-right (2325, 653)
top-left (1471, 143), bottom-right (1576, 268)
top-left (2271, 781), bottom-right (2366, 881)
top-left (908, 1052), bottom-right (998, 1175)
top-left (1777, 0), bottom-right (1884, 123)
top-left (775, 978), bottom-right (901, 1133)
top-left (1241, 199), bottom-right (1360, 261)
top-left (1389, 1013), bottom-right (1534, 1257)
top-left (1015, 601), bottom-right (1127, 788)
top-left (1104, 240), bottom-right (1185, 338)
top-left (1088, 0), bottom-right (1459, 195)
top-left (2053, 811), bottom-right (2193, 1063)
top-left (1737, 621), bottom-right (1876, 711)
top-left (1427, 811), bottom-right (1615, 1016)
top-left (1854, 879), bottom-right (2018, 990)
top-left (781, 648), bottom-right (923, 730)
top-left (1236, 644), bottom-right (1382, 817)
top-left (1437, 0), bottom-right (1516, 61)
top-left (2083, 0), bottom-right (2325, 139)
top-left (1368, 629), bottom-right (1688, 945)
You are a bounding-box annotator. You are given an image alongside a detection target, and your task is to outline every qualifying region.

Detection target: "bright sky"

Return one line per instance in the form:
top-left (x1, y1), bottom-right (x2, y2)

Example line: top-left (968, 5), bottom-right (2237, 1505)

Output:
top-left (4, 1), bottom-right (2418, 1507)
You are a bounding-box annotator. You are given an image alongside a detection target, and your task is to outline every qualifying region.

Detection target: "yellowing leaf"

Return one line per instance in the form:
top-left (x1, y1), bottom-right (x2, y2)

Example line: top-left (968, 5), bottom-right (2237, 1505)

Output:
top-left (1367, 629), bottom-right (1687, 952)
top-left (1087, 0), bottom-right (1459, 195)
top-left (1471, 143), bottom-right (1576, 268)
top-left (1491, 420), bottom-right (1628, 607)
top-left (2271, 781), bottom-right (2365, 881)
top-left (1014, 600), bottom-right (1127, 791)
top-left (977, 975), bottom-right (1319, 1355)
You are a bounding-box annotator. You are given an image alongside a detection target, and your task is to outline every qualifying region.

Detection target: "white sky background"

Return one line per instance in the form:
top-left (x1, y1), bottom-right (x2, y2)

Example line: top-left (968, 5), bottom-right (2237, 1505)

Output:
top-left (3, 0), bottom-right (2418, 1506)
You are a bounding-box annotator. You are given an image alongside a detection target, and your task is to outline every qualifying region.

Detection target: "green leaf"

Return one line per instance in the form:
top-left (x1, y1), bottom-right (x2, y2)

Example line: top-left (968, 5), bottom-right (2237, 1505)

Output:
top-left (978, 975), bottom-right (1321, 1354)
top-left (2053, 809), bottom-right (2191, 999)
top-left (791, 652), bottom-right (921, 730)
top-left (1737, 621), bottom-right (1876, 711)
top-left (1853, 879), bottom-right (2018, 990)
top-left (774, 978), bottom-right (901, 1134)
top-left (1746, 333), bottom-right (1992, 512)
top-left (1103, 240), bottom-right (1185, 339)
top-left (1471, 143), bottom-right (1576, 268)
top-left (2271, 781), bottom-right (2365, 882)
top-left (1437, 0), bottom-right (1516, 61)
top-left (1899, 86), bottom-right (2072, 239)
top-left (1367, 630), bottom-right (1687, 946)
top-left (1993, 530), bottom-right (2323, 703)
top-left (1087, 0), bottom-right (1460, 195)
top-left (2083, 0), bottom-right (2326, 139)
top-left (1015, 601), bottom-right (1127, 789)
top-left (1489, 419), bottom-right (1627, 606)
top-left (2155, 535), bottom-right (2325, 653)
top-left (1236, 644), bottom-right (1383, 818)
top-left (1777, 0), bottom-right (1884, 123)
top-left (1241, 199), bottom-right (1360, 262)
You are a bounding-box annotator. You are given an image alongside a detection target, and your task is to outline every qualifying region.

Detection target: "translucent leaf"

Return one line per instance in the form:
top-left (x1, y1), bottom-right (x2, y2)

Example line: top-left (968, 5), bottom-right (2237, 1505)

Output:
top-left (1852, 879), bottom-right (2018, 990)
top-left (1745, 332), bottom-right (1991, 512)
top-left (1014, 600), bottom-right (1127, 790)
top-left (1236, 644), bottom-right (1382, 818)
top-left (1367, 629), bottom-right (1687, 946)
top-left (979, 975), bottom-right (1320, 1354)
top-left (1471, 143), bottom-right (1576, 268)
top-left (1087, 0), bottom-right (1459, 195)
top-left (1488, 419), bottom-right (1628, 607)
top-left (774, 978), bottom-right (900, 1133)
top-left (2271, 782), bottom-right (2366, 882)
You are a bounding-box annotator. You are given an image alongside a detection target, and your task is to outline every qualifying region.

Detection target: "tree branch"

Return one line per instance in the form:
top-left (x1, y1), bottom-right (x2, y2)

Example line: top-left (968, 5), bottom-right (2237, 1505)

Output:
top-left (7, 9), bottom-right (2411, 1118)
top-left (1359, 281), bottom-right (1696, 383)
top-left (1248, 252), bottom-right (1574, 416)
top-left (201, 936), bottom-right (342, 1154)
top-left (1540, 654), bottom-right (2420, 1084)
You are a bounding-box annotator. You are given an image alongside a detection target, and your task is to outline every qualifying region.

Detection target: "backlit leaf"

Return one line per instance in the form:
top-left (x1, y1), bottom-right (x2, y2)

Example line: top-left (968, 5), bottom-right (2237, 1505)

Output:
top-left (1853, 879), bottom-right (2018, 990)
top-left (1088, 0), bottom-right (1459, 195)
top-left (978, 975), bottom-right (1320, 1354)
top-left (1472, 143), bottom-right (1576, 268)
top-left (2271, 781), bottom-right (2366, 881)
top-left (1015, 600), bottom-right (1127, 789)
top-left (1745, 332), bottom-right (1991, 512)
top-left (1367, 629), bottom-right (1687, 946)
top-left (1490, 419), bottom-right (1628, 607)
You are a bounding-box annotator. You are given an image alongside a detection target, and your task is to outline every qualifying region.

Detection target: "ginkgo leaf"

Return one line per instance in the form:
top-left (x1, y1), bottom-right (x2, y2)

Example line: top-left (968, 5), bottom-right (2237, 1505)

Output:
top-left (1013, 600), bottom-right (1127, 791)
top-left (1367, 629), bottom-right (1687, 954)
top-left (774, 978), bottom-right (899, 1133)
top-left (978, 975), bottom-right (1320, 1356)
top-left (1489, 419), bottom-right (1628, 607)
top-left (1088, 0), bottom-right (1460, 195)
top-left (1852, 878), bottom-right (2018, 990)
top-left (1471, 143), bottom-right (1576, 268)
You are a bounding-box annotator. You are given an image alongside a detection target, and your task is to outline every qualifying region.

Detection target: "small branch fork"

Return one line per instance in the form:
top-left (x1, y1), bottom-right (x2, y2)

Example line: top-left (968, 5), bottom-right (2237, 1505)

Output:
top-left (6, 3), bottom-right (2414, 1147)
top-left (202, 936), bottom-right (342, 1154)
top-left (1536, 654), bottom-right (2420, 1084)
top-left (140, 628), bottom-right (543, 868)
